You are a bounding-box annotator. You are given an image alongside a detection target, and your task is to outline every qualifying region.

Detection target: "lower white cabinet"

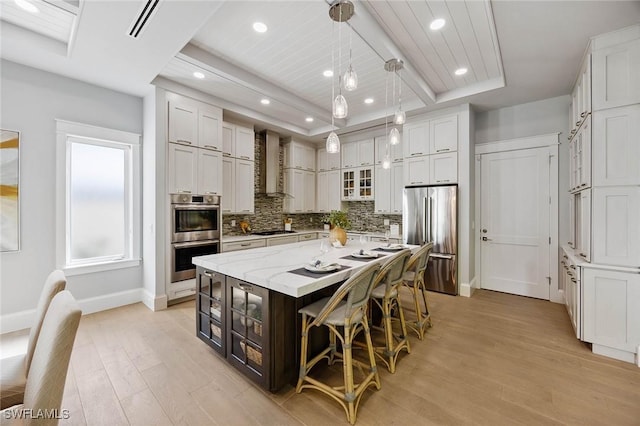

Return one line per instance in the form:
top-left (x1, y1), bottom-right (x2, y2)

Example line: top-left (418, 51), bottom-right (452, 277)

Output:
top-left (582, 267), bottom-right (640, 357)
top-left (592, 186), bottom-right (640, 267)
top-left (168, 143), bottom-right (222, 195)
top-left (267, 235), bottom-right (299, 246)
top-left (575, 189), bottom-right (591, 262)
top-left (223, 239), bottom-right (266, 252)
top-left (560, 248), bottom-right (581, 339)
top-left (221, 157), bottom-right (254, 213)
top-left (316, 170), bottom-right (341, 213)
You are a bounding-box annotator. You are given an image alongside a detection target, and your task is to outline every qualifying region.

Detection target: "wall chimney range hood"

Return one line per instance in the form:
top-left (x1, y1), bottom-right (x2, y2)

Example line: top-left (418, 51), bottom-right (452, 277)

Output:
top-left (259, 130), bottom-right (284, 196)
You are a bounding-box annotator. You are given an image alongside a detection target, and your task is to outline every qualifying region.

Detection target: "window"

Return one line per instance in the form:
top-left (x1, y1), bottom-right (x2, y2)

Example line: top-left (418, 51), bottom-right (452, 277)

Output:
top-left (56, 120), bottom-right (141, 274)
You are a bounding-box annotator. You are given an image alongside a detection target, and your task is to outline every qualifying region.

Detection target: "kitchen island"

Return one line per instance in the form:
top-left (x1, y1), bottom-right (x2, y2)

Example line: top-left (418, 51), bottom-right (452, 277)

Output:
top-left (192, 239), bottom-right (415, 391)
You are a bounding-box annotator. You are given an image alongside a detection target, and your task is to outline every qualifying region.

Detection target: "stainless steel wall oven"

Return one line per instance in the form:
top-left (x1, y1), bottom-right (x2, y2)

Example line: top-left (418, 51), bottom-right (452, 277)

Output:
top-left (170, 194), bottom-right (221, 282)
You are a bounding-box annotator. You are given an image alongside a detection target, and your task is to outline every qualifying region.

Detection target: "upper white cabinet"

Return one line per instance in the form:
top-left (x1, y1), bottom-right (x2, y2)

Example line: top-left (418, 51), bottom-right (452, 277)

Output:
top-left (341, 139), bottom-right (374, 168)
top-left (341, 167), bottom-right (374, 201)
top-left (316, 170), bottom-right (341, 213)
top-left (317, 148), bottom-right (341, 172)
top-left (169, 101), bottom-right (222, 151)
top-left (198, 149), bottom-right (223, 196)
top-left (404, 122), bottom-right (429, 157)
top-left (222, 157), bottom-right (235, 213)
top-left (592, 187), bottom-right (640, 267)
top-left (430, 115), bottom-right (458, 154)
top-left (575, 189), bottom-right (591, 262)
top-left (404, 156), bottom-right (429, 186)
top-left (430, 152), bottom-right (458, 185)
top-left (592, 38), bottom-right (640, 111)
top-left (284, 140), bottom-right (316, 171)
top-left (222, 123), bottom-right (255, 160)
top-left (374, 136), bottom-right (402, 164)
top-left (592, 105), bottom-right (640, 186)
top-left (569, 115), bottom-right (592, 193)
top-left (374, 162), bottom-right (403, 214)
top-left (284, 169), bottom-right (316, 213)
top-left (168, 143), bottom-right (198, 194)
top-left (234, 159), bottom-right (255, 213)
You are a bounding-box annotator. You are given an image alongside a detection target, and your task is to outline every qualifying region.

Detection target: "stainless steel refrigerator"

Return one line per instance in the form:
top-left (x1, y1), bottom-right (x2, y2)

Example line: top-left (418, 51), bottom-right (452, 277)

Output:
top-left (403, 185), bottom-right (457, 295)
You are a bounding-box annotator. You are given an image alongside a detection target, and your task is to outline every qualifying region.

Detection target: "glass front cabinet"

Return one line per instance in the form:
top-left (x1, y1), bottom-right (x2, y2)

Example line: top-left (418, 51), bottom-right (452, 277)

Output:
top-left (196, 269), bottom-right (226, 356)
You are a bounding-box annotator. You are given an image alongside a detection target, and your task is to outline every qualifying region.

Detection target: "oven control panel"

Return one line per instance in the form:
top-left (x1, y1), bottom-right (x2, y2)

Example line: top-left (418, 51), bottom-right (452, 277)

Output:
top-left (170, 193), bottom-right (220, 205)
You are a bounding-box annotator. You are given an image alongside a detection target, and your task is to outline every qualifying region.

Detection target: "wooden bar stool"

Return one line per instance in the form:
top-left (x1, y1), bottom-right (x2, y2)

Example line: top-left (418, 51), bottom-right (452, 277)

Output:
top-left (369, 249), bottom-right (412, 373)
top-left (296, 262), bottom-right (382, 425)
top-left (401, 242), bottom-right (434, 340)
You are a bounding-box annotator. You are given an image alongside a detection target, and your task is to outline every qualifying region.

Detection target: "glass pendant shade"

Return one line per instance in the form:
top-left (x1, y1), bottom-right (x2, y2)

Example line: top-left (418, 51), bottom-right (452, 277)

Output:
top-left (382, 154), bottom-right (391, 170)
top-left (333, 94), bottom-right (348, 119)
top-left (394, 109), bottom-right (406, 125)
top-left (389, 127), bottom-right (400, 145)
top-left (326, 131), bottom-right (341, 153)
top-left (343, 65), bottom-right (358, 91)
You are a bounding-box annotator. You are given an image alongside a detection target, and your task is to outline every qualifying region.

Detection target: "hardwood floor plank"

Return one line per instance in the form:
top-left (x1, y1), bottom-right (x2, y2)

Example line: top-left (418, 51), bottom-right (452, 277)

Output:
top-left (191, 382), bottom-right (260, 425)
top-left (74, 368), bottom-right (128, 425)
top-left (119, 388), bottom-right (172, 426)
top-left (99, 347), bottom-right (148, 400)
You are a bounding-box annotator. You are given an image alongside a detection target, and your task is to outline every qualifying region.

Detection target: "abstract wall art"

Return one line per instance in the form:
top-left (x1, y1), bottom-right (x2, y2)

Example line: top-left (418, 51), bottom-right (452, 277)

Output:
top-left (1, 129), bottom-right (20, 252)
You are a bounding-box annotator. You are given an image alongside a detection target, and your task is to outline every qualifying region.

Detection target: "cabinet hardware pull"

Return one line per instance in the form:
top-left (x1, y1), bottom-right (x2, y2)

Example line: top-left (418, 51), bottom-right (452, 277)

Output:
top-left (579, 253), bottom-right (586, 257)
top-left (240, 243), bottom-right (251, 247)
top-left (570, 265), bottom-right (576, 269)
top-left (241, 156), bottom-right (250, 160)
top-left (412, 152), bottom-right (423, 156)
top-left (436, 149), bottom-right (449, 152)
top-left (580, 112), bottom-right (586, 118)
top-left (570, 129), bottom-right (576, 134)
top-left (203, 270), bottom-right (213, 277)
top-left (223, 153), bottom-right (231, 157)
top-left (177, 139), bottom-right (192, 144)
top-left (239, 283), bottom-right (253, 292)
top-left (204, 145), bottom-right (218, 150)
top-left (571, 278), bottom-right (577, 283)
top-left (576, 121), bottom-right (581, 126)
top-left (242, 210), bottom-right (250, 212)
top-left (563, 254), bottom-right (568, 259)
top-left (179, 190), bottom-right (192, 193)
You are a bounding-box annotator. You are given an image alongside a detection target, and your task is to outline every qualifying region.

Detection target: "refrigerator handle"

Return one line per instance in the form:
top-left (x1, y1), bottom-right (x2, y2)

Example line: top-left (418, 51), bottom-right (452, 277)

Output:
top-left (423, 196), bottom-right (431, 244)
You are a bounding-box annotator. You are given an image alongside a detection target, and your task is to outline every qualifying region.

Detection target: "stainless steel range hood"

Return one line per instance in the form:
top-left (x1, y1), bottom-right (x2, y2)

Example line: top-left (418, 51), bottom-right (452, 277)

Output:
top-left (258, 130), bottom-right (283, 196)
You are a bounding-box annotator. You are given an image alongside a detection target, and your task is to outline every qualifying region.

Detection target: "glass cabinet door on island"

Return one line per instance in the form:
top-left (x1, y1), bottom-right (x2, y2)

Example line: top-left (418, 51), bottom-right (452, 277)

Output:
top-left (227, 277), bottom-right (269, 388)
top-left (196, 269), bottom-right (226, 355)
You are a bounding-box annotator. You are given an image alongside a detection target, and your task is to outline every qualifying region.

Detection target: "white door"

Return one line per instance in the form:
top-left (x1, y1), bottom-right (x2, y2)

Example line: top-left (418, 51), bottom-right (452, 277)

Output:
top-left (480, 147), bottom-right (551, 299)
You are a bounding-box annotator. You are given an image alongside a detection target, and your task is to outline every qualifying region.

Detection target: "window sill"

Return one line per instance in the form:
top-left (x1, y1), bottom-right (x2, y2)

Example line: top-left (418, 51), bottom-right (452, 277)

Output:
top-left (63, 258), bottom-right (141, 276)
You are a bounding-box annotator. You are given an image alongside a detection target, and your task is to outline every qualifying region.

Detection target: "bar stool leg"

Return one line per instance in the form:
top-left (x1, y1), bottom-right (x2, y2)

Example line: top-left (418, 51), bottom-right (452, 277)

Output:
top-left (362, 312), bottom-right (381, 390)
top-left (296, 313), bottom-right (309, 393)
top-left (328, 328), bottom-right (337, 365)
top-left (342, 324), bottom-right (356, 424)
top-left (396, 297), bottom-right (411, 355)
top-left (410, 283), bottom-right (425, 340)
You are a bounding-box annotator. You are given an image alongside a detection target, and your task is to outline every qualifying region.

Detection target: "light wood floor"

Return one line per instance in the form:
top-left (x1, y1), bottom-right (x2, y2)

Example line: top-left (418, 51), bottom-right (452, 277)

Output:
top-left (2, 289), bottom-right (639, 425)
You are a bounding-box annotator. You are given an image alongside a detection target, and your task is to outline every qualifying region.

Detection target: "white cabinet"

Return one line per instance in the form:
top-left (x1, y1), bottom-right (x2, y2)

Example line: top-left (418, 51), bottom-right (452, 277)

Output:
top-left (430, 152), bottom-right (458, 185)
top-left (222, 157), bottom-right (235, 213)
top-left (284, 140), bottom-right (316, 171)
top-left (583, 267), bottom-right (640, 356)
top-left (198, 149), bottom-right (223, 196)
top-left (569, 115), bottom-right (592, 193)
top-left (168, 143), bottom-right (198, 194)
top-left (341, 167), bottom-right (374, 201)
top-left (222, 122), bottom-right (255, 161)
top-left (430, 115), bottom-right (458, 154)
top-left (198, 107), bottom-right (222, 151)
top-left (267, 235), bottom-right (299, 246)
top-left (341, 139), bottom-right (374, 168)
top-left (316, 170), bottom-right (341, 213)
top-left (234, 159), bottom-right (254, 213)
top-left (570, 55), bottom-right (591, 134)
top-left (317, 147), bottom-right (340, 172)
top-left (561, 249), bottom-right (581, 339)
top-left (223, 239), bottom-right (266, 252)
top-left (168, 102), bottom-right (198, 146)
top-left (374, 136), bottom-right (402, 164)
top-left (592, 187), bottom-right (640, 267)
top-left (592, 38), bottom-right (640, 111)
top-left (404, 156), bottom-right (429, 186)
top-left (575, 189), bottom-right (591, 262)
top-left (284, 169), bottom-right (315, 213)
top-left (374, 162), bottom-right (403, 214)
top-left (592, 105), bottom-right (640, 186)
top-left (404, 122), bottom-right (429, 157)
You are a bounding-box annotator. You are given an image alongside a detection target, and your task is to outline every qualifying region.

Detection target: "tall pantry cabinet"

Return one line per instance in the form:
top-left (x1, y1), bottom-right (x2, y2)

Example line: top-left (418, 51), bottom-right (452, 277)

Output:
top-left (562, 24), bottom-right (640, 364)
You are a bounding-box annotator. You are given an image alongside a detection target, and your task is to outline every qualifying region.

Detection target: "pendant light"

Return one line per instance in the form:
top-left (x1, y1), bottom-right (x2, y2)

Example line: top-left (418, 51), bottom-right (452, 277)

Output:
top-left (394, 66), bottom-right (406, 125)
top-left (385, 58), bottom-right (404, 146)
top-left (330, 0), bottom-right (354, 120)
top-left (343, 25), bottom-right (358, 91)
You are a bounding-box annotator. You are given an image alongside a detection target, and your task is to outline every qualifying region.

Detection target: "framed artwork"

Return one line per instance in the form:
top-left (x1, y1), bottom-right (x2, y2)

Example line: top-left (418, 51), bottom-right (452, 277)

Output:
top-left (1, 129), bottom-right (20, 252)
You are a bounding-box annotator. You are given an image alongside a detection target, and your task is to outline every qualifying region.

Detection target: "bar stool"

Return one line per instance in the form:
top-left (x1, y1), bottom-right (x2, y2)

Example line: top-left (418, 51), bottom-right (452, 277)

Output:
top-left (369, 249), bottom-right (412, 373)
top-left (401, 242), bottom-right (434, 340)
top-left (296, 262), bottom-right (382, 425)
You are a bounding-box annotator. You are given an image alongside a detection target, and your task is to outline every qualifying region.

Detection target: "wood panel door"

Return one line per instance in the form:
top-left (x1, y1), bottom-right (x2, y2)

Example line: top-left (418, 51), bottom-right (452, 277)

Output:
top-left (480, 146), bottom-right (552, 299)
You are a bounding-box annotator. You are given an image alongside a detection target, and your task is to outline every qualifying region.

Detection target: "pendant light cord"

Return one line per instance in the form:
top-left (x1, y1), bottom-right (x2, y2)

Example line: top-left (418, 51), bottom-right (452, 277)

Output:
top-left (385, 70), bottom-right (390, 158)
top-left (338, 6), bottom-right (342, 95)
top-left (331, 19), bottom-right (335, 130)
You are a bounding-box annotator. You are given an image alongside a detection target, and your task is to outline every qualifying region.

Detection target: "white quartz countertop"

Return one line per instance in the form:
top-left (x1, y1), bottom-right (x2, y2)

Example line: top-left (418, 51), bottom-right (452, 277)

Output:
top-left (193, 239), bottom-right (416, 298)
top-left (222, 229), bottom-right (402, 243)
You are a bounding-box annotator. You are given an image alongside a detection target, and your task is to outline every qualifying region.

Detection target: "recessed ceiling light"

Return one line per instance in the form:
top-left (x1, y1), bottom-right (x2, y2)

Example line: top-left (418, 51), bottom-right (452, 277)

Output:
top-left (253, 22), bottom-right (268, 33)
top-left (14, 0), bottom-right (39, 13)
top-left (193, 71), bottom-right (205, 79)
top-left (305, 117), bottom-right (314, 123)
top-left (430, 18), bottom-right (446, 31)
top-left (323, 70), bottom-right (334, 78)
top-left (364, 98), bottom-right (374, 104)
top-left (454, 67), bottom-right (468, 76)
top-left (260, 98), bottom-right (270, 105)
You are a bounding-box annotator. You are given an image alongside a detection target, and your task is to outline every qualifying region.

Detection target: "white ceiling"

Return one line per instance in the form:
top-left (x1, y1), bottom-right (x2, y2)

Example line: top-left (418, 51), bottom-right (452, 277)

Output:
top-left (1, 0), bottom-right (639, 142)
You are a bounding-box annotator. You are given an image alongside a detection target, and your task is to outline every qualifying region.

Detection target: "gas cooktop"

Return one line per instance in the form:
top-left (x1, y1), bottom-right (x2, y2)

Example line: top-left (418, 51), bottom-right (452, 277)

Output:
top-left (251, 230), bottom-right (297, 236)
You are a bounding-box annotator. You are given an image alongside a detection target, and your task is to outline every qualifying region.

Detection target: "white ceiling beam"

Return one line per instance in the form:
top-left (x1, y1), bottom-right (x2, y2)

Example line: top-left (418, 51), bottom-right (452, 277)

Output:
top-left (348, 0), bottom-right (436, 106)
top-left (178, 43), bottom-right (346, 128)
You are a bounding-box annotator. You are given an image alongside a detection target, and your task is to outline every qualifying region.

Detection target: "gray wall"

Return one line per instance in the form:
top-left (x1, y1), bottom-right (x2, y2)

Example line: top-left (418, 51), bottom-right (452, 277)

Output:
top-left (0, 60), bottom-right (143, 321)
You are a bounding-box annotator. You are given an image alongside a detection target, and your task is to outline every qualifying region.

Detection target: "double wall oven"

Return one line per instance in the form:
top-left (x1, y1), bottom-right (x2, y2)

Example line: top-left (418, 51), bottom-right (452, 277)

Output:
top-left (170, 194), bottom-right (221, 282)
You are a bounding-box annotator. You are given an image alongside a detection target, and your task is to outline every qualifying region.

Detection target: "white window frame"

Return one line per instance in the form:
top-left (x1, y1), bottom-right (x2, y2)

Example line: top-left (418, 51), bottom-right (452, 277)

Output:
top-left (56, 120), bottom-right (141, 275)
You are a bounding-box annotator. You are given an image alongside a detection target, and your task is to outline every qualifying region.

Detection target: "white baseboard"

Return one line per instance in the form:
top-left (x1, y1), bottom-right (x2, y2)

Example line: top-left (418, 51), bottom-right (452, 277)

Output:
top-left (592, 343), bottom-right (636, 364)
top-left (459, 277), bottom-right (477, 298)
top-left (142, 289), bottom-right (168, 311)
top-left (1, 288), bottom-right (145, 334)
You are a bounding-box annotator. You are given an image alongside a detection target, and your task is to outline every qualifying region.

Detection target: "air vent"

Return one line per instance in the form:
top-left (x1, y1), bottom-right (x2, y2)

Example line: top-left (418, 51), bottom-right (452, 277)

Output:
top-left (128, 0), bottom-right (160, 39)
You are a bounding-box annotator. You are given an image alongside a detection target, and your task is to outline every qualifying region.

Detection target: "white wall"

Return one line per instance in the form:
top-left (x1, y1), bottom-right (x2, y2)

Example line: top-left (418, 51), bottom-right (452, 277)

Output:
top-left (0, 60), bottom-right (144, 330)
top-left (475, 95), bottom-right (571, 248)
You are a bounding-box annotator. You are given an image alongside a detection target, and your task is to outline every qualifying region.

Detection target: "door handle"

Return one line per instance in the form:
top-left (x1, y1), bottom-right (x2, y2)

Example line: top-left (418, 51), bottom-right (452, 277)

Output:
top-left (482, 237), bottom-right (492, 241)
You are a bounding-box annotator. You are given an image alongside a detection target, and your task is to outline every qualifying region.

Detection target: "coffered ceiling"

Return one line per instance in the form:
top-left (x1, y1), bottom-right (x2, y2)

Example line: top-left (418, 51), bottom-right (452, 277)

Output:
top-left (1, 1), bottom-right (639, 142)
